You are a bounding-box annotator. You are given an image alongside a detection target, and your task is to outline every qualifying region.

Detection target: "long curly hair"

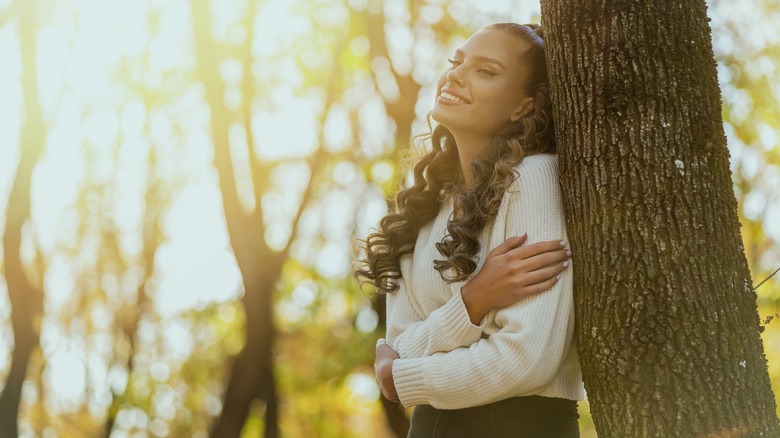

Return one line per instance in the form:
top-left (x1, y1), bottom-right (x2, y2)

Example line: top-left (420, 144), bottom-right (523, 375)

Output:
top-left (355, 23), bottom-right (555, 294)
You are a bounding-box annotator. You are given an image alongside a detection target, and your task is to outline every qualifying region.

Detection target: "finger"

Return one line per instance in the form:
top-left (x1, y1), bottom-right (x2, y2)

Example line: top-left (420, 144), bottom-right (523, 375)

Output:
top-left (509, 239), bottom-right (568, 259)
top-left (488, 233), bottom-right (529, 257)
top-left (517, 249), bottom-right (571, 272)
top-left (519, 264), bottom-right (567, 286)
top-left (520, 275), bottom-right (560, 296)
top-left (375, 339), bottom-right (387, 354)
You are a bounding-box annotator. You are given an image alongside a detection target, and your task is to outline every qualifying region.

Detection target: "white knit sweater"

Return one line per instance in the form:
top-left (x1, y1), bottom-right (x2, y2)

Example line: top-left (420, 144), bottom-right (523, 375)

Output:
top-left (386, 153), bottom-right (586, 409)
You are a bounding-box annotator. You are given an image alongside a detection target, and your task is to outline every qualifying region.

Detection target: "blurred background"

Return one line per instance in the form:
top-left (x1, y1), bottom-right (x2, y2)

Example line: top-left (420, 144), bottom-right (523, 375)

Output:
top-left (0, 0), bottom-right (778, 436)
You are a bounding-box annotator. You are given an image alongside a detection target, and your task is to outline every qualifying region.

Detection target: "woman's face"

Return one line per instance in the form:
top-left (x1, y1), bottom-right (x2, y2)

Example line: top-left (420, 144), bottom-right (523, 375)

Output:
top-left (431, 29), bottom-right (534, 138)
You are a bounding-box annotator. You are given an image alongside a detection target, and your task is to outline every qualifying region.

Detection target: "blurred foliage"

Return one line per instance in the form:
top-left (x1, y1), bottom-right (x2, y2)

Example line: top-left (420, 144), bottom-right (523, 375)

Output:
top-left (0, 0), bottom-right (777, 437)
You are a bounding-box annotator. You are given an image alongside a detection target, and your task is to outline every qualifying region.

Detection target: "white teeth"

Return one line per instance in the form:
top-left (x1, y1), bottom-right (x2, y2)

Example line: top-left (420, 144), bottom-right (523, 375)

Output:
top-left (440, 91), bottom-right (466, 103)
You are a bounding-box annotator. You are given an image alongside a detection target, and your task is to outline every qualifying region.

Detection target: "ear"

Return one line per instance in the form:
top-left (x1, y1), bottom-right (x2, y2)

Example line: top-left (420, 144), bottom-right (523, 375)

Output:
top-left (510, 97), bottom-right (534, 122)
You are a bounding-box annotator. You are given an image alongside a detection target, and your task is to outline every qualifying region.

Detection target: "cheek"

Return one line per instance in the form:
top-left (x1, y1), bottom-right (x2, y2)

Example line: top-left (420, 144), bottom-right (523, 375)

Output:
top-left (480, 87), bottom-right (522, 118)
top-left (469, 89), bottom-right (518, 131)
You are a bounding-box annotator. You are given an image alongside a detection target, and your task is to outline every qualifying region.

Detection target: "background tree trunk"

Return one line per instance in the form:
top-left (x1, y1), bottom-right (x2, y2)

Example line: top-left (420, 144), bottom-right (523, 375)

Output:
top-left (191, 2), bottom-right (343, 435)
top-left (190, 2), bottom-right (281, 433)
top-left (0, 1), bottom-right (46, 436)
top-left (540, 0), bottom-right (780, 436)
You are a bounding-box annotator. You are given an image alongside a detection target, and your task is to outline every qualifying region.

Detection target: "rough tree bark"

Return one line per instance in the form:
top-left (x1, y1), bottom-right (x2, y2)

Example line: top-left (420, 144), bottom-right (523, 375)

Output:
top-left (540, 0), bottom-right (780, 436)
top-left (0, 1), bottom-right (46, 437)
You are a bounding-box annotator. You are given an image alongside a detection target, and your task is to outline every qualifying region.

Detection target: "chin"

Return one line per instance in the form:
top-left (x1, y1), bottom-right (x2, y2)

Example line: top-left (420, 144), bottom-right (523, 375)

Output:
top-left (430, 106), bottom-right (454, 128)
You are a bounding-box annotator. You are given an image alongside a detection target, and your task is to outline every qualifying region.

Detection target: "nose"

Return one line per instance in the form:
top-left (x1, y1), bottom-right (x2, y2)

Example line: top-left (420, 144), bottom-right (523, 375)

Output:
top-left (446, 66), bottom-right (465, 86)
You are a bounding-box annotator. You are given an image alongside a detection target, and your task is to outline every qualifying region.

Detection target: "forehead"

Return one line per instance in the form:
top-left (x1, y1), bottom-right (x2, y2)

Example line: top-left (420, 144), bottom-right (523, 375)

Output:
top-left (457, 29), bottom-right (529, 67)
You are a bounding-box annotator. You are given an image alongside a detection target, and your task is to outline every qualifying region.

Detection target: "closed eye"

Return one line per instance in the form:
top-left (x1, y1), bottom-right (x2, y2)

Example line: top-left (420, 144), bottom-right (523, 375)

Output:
top-left (447, 58), bottom-right (496, 77)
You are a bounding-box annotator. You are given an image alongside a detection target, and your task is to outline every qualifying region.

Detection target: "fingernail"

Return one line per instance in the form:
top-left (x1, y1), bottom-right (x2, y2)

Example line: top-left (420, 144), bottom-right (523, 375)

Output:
top-left (376, 338), bottom-right (385, 344)
top-left (566, 250), bottom-right (572, 257)
top-left (563, 261), bottom-right (569, 267)
top-left (560, 240), bottom-right (568, 246)
top-left (556, 274), bottom-right (561, 280)
top-left (518, 232), bottom-right (527, 238)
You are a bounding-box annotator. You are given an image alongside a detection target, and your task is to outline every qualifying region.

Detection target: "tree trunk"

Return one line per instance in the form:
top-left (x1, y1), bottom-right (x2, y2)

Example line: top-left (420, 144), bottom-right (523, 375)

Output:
top-left (190, 2), bottom-right (281, 435)
top-left (0, 1), bottom-right (45, 437)
top-left (190, 2), bottom-right (341, 435)
top-left (540, 0), bottom-right (780, 436)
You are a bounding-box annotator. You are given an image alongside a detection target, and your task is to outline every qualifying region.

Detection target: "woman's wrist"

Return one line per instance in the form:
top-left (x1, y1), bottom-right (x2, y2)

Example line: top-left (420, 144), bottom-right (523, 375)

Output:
top-left (378, 359), bottom-right (399, 401)
top-left (461, 282), bottom-right (488, 325)
top-left (375, 339), bottom-right (400, 402)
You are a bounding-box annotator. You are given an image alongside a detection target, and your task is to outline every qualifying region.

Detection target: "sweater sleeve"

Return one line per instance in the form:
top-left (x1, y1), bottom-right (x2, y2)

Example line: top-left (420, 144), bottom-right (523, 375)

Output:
top-left (386, 263), bottom-right (486, 359)
top-left (392, 154), bottom-right (575, 409)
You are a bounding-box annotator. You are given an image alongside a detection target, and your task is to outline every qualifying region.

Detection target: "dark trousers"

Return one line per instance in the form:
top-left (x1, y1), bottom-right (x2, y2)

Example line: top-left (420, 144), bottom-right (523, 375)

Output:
top-left (407, 395), bottom-right (580, 438)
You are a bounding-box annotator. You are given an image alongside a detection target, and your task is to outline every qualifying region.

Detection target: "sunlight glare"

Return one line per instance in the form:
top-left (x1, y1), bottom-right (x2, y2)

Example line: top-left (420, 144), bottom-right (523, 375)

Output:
top-left (355, 307), bottom-right (379, 333)
top-left (46, 351), bottom-right (87, 407)
top-left (347, 371), bottom-right (379, 402)
top-left (152, 384), bottom-right (177, 421)
top-left (291, 281), bottom-right (317, 307)
top-left (161, 319), bottom-right (194, 360)
top-left (253, 97), bottom-right (319, 159)
top-left (370, 161), bottom-right (394, 183)
top-left (316, 242), bottom-right (349, 279)
top-left (323, 104), bottom-right (352, 152)
top-left (155, 174), bottom-right (242, 316)
top-left (107, 363), bottom-right (129, 394)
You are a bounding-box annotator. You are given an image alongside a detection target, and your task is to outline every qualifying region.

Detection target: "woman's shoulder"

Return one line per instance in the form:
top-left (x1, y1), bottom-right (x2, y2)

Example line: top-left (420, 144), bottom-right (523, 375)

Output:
top-left (508, 153), bottom-right (559, 190)
top-left (497, 153), bottom-right (564, 229)
top-left (513, 153), bottom-right (558, 175)
top-left (502, 153), bottom-right (563, 213)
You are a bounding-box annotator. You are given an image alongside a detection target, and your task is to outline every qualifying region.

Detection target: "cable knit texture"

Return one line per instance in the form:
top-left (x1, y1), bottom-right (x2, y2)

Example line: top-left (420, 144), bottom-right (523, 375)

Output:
top-left (386, 153), bottom-right (586, 409)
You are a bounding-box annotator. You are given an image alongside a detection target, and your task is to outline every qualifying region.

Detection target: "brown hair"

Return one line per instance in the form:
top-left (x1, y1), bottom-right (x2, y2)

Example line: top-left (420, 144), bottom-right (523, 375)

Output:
top-left (355, 23), bottom-right (555, 294)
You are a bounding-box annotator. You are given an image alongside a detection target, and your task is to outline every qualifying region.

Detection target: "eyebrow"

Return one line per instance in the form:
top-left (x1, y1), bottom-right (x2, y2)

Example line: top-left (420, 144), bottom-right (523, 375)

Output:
top-left (454, 49), bottom-right (506, 70)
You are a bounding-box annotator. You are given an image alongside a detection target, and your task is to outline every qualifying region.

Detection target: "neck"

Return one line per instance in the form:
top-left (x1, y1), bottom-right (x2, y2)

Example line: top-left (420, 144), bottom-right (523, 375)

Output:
top-left (452, 131), bottom-right (491, 188)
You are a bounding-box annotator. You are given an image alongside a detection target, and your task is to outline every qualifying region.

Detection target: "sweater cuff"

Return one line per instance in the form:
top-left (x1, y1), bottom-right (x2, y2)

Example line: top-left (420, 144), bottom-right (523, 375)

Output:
top-left (440, 287), bottom-right (487, 332)
top-left (392, 356), bottom-right (429, 407)
top-left (395, 288), bottom-right (485, 357)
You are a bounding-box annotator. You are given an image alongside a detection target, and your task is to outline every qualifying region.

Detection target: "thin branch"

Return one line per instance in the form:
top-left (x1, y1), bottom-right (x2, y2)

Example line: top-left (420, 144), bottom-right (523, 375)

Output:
top-left (755, 265), bottom-right (780, 290)
top-left (191, 0), bottom-right (251, 240)
top-left (239, 0), bottom-right (267, 226)
top-left (361, 2), bottom-right (420, 161)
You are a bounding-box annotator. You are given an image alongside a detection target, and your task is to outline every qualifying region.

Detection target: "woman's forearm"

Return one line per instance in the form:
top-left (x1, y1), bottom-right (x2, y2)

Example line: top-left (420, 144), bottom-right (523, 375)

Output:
top-left (460, 235), bottom-right (571, 325)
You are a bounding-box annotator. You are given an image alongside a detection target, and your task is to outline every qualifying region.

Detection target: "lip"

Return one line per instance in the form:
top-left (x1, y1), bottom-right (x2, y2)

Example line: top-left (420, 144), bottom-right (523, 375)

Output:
top-left (437, 87), bottom-right (471, 105)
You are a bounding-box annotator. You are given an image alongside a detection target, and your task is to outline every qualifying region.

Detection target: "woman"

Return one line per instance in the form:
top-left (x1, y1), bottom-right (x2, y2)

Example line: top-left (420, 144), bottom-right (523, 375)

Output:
top-left (355, 23), bottom-right (586, 437)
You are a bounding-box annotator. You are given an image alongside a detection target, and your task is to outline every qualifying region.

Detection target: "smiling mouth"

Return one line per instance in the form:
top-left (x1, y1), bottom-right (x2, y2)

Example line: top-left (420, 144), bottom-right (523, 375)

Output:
top-left (439, 91), bottom-right (469, 104)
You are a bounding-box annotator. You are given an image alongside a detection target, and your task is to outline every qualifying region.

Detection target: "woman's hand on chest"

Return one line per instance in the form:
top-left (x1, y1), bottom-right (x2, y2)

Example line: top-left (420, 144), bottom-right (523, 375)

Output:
top-left (460, 233), bottom-right (571, 324)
